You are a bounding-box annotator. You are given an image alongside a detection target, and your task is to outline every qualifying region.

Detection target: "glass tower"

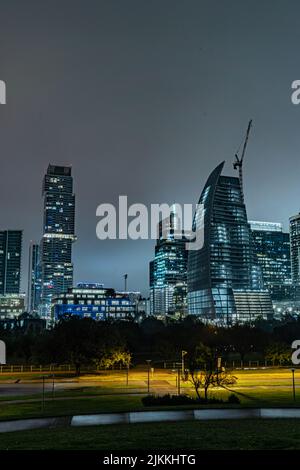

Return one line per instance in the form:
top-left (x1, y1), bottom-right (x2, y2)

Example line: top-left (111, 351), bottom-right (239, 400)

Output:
top-left (27, 242), bottom-right (41, 314)
top-left (150, 211), bottom-right (188, 316)
top-left (250, 221), bottom-right (292, 302)
top-left (0, 230), bottom-right (22, 294)
top-left (290, 213), bottom-right (300, 286)
top-left (39, 165), bottom-right (76, 318)
top-left (187, 162), bottom-right (273, 324)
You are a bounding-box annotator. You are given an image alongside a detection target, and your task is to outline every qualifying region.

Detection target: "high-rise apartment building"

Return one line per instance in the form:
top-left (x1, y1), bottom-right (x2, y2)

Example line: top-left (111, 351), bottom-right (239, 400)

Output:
top-left (150, 211), bottom-right (188, 316)
top-left (39, 165), bottom-right (76, 317)
top-left (27, 242), bottom-right (41, 314)
top-left (249, 221), bottom-right (292, 302)
top-left (0, 230), bottom-right (22, 295)
top-left (290, 213), bottom-right (300, 287)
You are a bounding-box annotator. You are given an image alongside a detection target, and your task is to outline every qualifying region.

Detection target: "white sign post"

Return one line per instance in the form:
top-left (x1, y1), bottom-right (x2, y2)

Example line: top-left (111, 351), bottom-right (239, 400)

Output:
top-left (0, 80), bottom-right (6, 104)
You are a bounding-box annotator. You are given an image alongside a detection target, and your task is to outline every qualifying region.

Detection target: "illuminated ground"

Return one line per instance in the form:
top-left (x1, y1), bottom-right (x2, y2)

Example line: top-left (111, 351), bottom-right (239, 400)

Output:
top-left (0, 367), bottom-right (299, 422)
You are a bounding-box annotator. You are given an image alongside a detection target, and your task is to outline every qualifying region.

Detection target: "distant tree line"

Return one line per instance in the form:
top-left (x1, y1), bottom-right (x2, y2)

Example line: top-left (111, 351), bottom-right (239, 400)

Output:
top-left (0, 315), bottom-right (299, 372)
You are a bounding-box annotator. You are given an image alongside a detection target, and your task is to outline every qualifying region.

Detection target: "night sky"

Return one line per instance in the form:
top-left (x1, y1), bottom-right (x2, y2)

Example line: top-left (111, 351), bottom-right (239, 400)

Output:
top-left (1, 0), bottom-right (300, 296)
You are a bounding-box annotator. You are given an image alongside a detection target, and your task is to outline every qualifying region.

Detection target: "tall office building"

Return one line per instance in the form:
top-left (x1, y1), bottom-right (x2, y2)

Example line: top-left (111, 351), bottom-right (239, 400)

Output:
top-left (249, 221), bottom-right (292, 302)
top-left (27, 242), bottom-right (41, 314)
top-left (0, 230), bottom-right (22, 294)
top-left (150, 210), bottom-right (188, 316)
top-left (39, 165), bottom-right (76, 318)
top-left (290, 213), bottom-right (300, 286)
top-left (187, 162), bottom-right (273, 324)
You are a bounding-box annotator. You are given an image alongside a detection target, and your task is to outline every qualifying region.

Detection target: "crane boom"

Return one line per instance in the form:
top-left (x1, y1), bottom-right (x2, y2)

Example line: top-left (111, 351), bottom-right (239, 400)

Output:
top-left (240, 119), bottom-right (252, 163)
top-left (233, 120), bottom-right (253, 201)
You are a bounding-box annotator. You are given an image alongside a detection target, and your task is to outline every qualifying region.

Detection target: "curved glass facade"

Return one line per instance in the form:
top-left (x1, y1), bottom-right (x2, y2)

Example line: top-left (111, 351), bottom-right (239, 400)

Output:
top-left (187, 162), bottom-right (272, 324)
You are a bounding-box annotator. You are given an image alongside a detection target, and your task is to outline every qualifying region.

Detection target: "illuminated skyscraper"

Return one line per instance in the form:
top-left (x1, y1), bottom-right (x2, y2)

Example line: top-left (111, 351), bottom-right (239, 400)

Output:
top-left (27, 242), bottom-right (41, 314)
top-left (39, 165), bottom-right (76, 318)
top-left (150, 211), bottom-right (188, 316)
top-left (249, 221), bottom-right (292, 302)
top-left (290, 213), bottom-right (300, 286)
top-left (187, 162), bottom-right (273, 324)
top-left (0, 230), bottom-right (22, 294)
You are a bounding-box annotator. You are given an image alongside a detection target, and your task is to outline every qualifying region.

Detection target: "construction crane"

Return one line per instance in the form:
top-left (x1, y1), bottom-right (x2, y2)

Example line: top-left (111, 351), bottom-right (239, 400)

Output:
top-left (233, 119), bottom-right (253, 201)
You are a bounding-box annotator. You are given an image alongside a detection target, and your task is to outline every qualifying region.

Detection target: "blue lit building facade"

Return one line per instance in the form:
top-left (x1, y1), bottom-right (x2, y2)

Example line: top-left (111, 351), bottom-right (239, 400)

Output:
top-left (39, 165), bottom-right (76, 318)
top-left (187, 162), bottom-right (273, 324)
top-left (150, 211), bottom-right (188, 316)
top-left (52, 283), bottom-right (135, 320)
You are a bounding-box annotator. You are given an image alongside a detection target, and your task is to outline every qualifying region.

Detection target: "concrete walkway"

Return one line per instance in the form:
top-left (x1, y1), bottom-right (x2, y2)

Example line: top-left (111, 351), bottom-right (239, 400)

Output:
top-left (2, 408), bottom-right (300, 433)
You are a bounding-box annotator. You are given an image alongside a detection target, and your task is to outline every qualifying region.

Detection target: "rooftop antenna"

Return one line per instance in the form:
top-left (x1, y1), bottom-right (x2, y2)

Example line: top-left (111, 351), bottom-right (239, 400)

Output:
top-left (233, 120), bottom-right (253, 201)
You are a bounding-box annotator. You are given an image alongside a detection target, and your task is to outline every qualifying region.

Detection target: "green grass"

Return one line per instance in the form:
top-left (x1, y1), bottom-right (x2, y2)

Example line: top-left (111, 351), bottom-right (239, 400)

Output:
top-left (0, 372), bottom-right (76, 381)
top-left (0, 395), bottom-right (145, 421)
top-left (1, 419), bottom-right (300, 450)
top-left (0, 367), bottom-right (299, 422)
top-left (0, 385), bottom-right (147, 402)
top-left (1, 388), bottom-right (300, 423)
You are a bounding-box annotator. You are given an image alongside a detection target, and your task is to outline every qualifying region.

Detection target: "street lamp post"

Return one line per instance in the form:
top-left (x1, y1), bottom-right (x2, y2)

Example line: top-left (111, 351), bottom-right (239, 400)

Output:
top-left (146, 360), bottom-right (151, 394)
top-left (41, 375), bottom-right (45, 413)
top-left (126, 364), bottom-right (129, 386)
top-left (177, 367), bottom-right (181, 395)
top-left (181, 350), bottom-right (187, 379)
top-left (291, 368), bottom-right (296, 402)
top-left (52, 374), bottom-right (55, 399)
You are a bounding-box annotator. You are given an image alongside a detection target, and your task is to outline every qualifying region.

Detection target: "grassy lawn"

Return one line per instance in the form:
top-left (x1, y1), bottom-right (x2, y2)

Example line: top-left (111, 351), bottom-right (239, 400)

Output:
top-left (0, 372), bottom-right (76, 381)
top-left (1, 387), bottom-right (300, 422)
top-left (0, 385), bottom-right (147, 403)
top-left (1, 419), bottom-right (300, 450)
top-left (0, 395), bottom-right (146, 421)
top-left (0, 367), bottom-right (299, 422)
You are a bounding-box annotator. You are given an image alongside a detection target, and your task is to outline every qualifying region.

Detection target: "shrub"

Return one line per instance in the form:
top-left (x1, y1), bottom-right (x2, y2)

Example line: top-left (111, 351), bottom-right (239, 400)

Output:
top-left (227, 393), bottom-right (241, 404)
top-left (142, 394), bottom-right (195, 406)
top-left (142, 394), bottom-right (226, 406)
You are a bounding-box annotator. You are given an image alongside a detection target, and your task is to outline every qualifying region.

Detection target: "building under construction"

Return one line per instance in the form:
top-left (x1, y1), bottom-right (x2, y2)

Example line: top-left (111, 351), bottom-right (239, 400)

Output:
top-left (187, 122), bottom-right (273, 324)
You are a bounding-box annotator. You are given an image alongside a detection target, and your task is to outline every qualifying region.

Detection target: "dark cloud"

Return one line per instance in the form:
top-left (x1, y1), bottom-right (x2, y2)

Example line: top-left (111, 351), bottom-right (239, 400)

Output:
top-left (0, 0), bottom-right (300, 295)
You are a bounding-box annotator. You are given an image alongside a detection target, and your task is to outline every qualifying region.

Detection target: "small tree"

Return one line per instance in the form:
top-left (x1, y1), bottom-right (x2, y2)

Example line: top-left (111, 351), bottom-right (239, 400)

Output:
top-left (265, 342), bottom-right (291, 365)
top-left (187, 343), bottom-right (237, 402)
top-left (96, 348), bottom-right (131, 370)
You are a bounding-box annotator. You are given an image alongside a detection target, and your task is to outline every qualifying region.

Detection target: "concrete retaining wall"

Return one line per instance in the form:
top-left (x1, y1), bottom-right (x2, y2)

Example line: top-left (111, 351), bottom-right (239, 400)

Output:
top-left (2, 408), bottom-right (300, 433)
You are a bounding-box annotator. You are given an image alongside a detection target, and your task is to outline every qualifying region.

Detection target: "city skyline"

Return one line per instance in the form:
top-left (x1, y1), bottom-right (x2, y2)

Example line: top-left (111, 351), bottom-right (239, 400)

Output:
top-left (2, 1), bottom-right (300, 296)
top-left (1, 156), bottom-right (299, 300)
top-left (1, 157), bottom-right (297, 304)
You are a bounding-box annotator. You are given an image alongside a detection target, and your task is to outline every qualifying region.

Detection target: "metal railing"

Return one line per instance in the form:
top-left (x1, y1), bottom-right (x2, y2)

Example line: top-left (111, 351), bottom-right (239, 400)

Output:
top-left (0, 364), bottom-right (74, 373)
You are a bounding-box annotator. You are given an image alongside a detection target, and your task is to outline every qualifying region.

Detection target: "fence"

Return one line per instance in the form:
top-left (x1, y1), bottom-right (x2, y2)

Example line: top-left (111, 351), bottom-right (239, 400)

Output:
top-left (0, 364), bottom-right (131, 374)
top-left (162, 359), bottom-right (294, 370)
top-left (0, 360), bottom-right (294, 374)
top-left (0, 364), bottom-right (75, 373)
